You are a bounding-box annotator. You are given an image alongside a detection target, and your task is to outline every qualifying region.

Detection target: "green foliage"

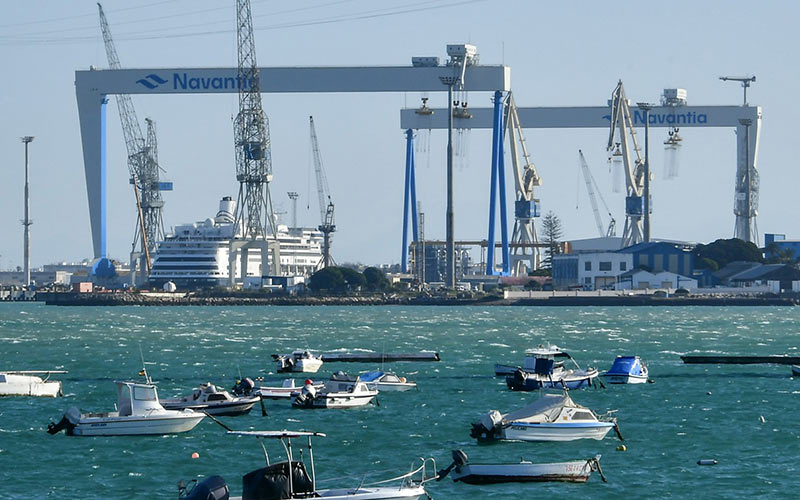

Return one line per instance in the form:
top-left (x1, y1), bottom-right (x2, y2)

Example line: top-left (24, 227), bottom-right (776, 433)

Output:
top-left (693, 238), bottom-right (763, 270)
top-left (540, 211), bottom-right (564, 269)
top-left (363, 267), bottom-right (390, 290)
top-left (308, 267), bottom-right (345, 292)
top-left (696, 257), bottom-right (719, 271)
top-left (339, 267), bottom-right (366, 288)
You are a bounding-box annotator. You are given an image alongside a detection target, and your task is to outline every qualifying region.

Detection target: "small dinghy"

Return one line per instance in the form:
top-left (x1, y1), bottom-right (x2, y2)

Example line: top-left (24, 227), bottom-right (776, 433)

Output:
top-left (272, 350), bottom-right (323, 373)
top-left (177, 430), bottom-right (435, 500)
top-left (792, 365), bottom-right (800, 377)
top-left (161, 382), bottom-right (260, 416)
top-left (602, 355), bottom-right (649, 384)
top-left (359, 371), bottom-right (417, 392)
top-left (293, 372), bottom-right (378, 409)
top-left (502, 346), bottom-right (599, 391)
top-left (252, 378), bottom-right (323, 400)
top-left (470, 391), bottom-right (622, 443)
top-left (0, 370), bottom-right (66, 397)
top-left (437, 450), bottom-right (606, 484)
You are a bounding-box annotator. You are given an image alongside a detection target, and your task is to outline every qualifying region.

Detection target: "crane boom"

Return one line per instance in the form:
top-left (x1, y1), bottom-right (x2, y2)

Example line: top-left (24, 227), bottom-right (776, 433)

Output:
top-left (309, 116), bottom-right (336, 268)
top-left (578, 150), bottom-right (616, 238)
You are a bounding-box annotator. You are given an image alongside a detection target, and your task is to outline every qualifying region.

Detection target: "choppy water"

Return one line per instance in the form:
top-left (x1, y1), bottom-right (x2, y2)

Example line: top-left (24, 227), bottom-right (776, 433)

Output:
top-left (1, 303), bottom-right (799, 499)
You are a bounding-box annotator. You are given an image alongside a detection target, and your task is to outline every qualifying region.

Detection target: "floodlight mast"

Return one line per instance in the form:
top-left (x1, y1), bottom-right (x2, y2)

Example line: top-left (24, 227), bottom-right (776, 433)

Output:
top-left (719, 75), bottom-right (756, 106)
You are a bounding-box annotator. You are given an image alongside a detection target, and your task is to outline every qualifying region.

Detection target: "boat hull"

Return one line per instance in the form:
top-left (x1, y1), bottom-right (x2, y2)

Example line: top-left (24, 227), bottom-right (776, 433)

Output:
top-left (792, 365), bottom-right (800, 377)
top-left (161, 398), bottom-right (258, 416)
top-left (0, 380), bottom-right (62, 397)
top-left (602, 372), bottom-right (648, 384)
top-left (293, 392), bottom-right (377, 409)
top-left (506, 369), bottom-right (599, 391)
top-left (501, 421), bottom-right (613, 442)
top-left (366, 382), bottom-right (416, 392)
top-left (71, 413), bottom-right (205, 436)
top-left (229, 485), bottom-right (425, 500)
top-left (278, 358), bottom-right (323, 373)
top-left (451, 460), bottom-right (593, 484)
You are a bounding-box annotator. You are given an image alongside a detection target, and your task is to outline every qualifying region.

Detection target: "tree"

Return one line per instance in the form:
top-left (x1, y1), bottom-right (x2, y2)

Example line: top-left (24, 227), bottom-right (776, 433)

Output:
top-left (339, 267), bottom-right (367, 289)
top-left (363, 267), bottom-right (390, 290)
top-left (308, 267), bottom-right (345, 292)
top-left (693, 238), bottom-right (763, 270)
top-left (540, 211), bottom-right (564, 270)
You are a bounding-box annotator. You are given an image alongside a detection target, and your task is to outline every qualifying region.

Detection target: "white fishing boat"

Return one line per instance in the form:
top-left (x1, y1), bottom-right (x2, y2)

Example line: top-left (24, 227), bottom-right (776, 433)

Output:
top-left (177, 430), bottom-right (434, 500)
top-left (602, 355), bottom-right (649, 384)
top-left (470, 391), bottom-right (622, 443)
top-left (47, 380), bottom-right (205, 436)
top-left (254, 378), bottom-right (323, 400)
top-left (273, 350), bottom-right (324, 373)
top-left (161, 382), bottom-right (260, 416)
top-left (501, 346), bottom-right (599, 391)
top-left (0, 370), bottom-right (66, 397)
top-left (359, 371), bottom-right (417, 392)
top-left (437, 450), bottom-right (606, 484)
top-left (292, 372), bottom-right (378, 409)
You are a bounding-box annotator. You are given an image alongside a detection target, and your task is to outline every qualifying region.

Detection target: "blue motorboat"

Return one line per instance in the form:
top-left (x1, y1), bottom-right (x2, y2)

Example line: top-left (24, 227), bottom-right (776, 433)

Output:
top-left (505, 346), bottom-right (599, 391)
top-left (602, 356), bottom-right (649, 384)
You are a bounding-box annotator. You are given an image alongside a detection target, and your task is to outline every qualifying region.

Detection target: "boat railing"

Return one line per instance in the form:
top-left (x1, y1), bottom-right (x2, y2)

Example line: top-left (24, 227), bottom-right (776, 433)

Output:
top-left (361, 457), bottom-right (437, 489)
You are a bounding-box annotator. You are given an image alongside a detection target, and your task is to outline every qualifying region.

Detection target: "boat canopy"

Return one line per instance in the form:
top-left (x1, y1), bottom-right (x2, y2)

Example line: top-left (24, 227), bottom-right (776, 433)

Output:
top-left (115, 381), bottom-right (163, 417)
top-left (608, 356), bottom-right (643, 376)
top-left (524, 345), bottom-right (571, 357)
top-left (501, 393), bottom-right (575, 424)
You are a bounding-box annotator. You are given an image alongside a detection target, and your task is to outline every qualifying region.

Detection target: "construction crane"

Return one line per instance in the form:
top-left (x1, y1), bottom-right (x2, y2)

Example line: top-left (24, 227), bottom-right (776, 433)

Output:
top-left (230, 0), bottom-right (280, 281)
top-left (309, 116), bottom-right (336, 268)
top-left (98, 3), bottom-right (169, 281)
top-left (606, 80), bottom-right (646, 247)
top-left (578, 150), bottom-right (616, 238)
top-left (719, 75), bottom-right (756, 105)
top-left (506, 92), bottom-right (542, 275)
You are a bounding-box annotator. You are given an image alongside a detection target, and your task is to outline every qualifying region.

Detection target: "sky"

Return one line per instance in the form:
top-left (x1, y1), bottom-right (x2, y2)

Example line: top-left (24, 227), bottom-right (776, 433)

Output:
top-left (0, 0), bottom-right (798, 271)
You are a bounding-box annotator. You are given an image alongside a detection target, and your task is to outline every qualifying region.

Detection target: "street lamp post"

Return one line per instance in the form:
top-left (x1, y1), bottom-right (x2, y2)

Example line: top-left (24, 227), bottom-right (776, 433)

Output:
top-left (440, 76), bottom-right (458, 289)
top-left (21, 136), bottom-right (34, 288)
top-left (637, 103), bottom-right (654, 242)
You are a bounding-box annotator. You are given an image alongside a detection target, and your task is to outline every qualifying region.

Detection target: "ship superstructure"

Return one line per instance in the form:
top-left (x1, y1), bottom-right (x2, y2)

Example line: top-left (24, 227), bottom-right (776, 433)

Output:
top-left (149, 197), bottom-right (323, 289)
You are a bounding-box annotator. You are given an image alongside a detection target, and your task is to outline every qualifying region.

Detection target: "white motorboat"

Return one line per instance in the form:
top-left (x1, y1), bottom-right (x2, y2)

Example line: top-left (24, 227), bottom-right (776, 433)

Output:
top-left (470, 391), bottom-right (622, 443)
top-left (499, 345), bottom-right (599, 390)
top-left (359, 371), bottom-right (417, 392)
top-left (161, 382), bottom-right (260, 416)
top-left (0, 370), bottom-right (66, 397)
top-left (177, 430), bottom-right (433, 500)
top-left (254, 378), bottom-right (323, 400)
top-left (293, 372), bottom-right (378, 409)
top-left (273, 350), bottom-right (324, 373)
top-left (47, 380), bottom-right (205, 436)
top-left (602, 355), bottom-right (649, 384)
top-left (437, 449), bottom-right (606, 484)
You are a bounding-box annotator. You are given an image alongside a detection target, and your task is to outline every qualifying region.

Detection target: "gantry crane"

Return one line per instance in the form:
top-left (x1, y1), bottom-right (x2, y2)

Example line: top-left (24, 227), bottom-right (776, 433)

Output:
top-left (229, 0), bottom-right (280, 282)
top-left (505, 93), bottom-right (542, 275)
top-left (578, 150), bottom-right (616, 238)
top-left (98, 3), bottom-right (169, 282)
top-left (606, 80), bottom-right (646, 247)
top-left (309, 116), bottom-right (336, 268)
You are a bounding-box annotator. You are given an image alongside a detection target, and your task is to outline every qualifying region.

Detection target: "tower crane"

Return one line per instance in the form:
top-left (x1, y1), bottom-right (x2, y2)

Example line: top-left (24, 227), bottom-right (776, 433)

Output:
top-left (230, 0), bottom-right (280, 282)
top-left (98, 3), bottom-right (170, 282)
top-left (606, 80), bottom-right (646, 247)
top-left (578, 150), bottom-right (616, 238)
top-left (506, 93), bottom-right (542, 275)
top-left (309, 116), bottom-right (336, 268)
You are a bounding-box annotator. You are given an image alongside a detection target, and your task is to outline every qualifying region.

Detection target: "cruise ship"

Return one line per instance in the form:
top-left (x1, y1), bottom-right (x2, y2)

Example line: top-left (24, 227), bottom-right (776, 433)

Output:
top-left (149, 197), bottom-right (324, 289)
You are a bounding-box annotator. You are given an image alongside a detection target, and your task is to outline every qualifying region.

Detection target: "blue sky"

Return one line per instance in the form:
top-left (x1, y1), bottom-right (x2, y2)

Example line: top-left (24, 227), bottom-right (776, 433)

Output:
top-left (0, 0), bottom-right (796, 270)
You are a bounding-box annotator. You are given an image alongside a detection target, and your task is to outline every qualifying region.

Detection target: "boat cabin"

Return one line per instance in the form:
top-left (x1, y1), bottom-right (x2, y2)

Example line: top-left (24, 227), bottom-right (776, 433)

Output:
top-left (116, 381), bottom-right (165, 416)
top-left (521, 347), bottom-right (569, 374)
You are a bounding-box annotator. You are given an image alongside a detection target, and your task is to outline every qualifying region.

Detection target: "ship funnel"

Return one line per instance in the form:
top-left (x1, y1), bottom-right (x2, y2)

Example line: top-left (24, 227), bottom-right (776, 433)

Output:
top-left (216, 196), bottom-right (236, 224)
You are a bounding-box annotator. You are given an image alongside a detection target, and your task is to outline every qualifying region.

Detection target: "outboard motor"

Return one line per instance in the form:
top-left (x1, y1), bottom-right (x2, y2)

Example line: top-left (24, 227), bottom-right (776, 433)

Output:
top-left (232, 377), bottom-right (255, 397)
top-left (46, 407), bottom-right (80, 435)
top-left (178, 476), bottom-right (229, 500)
top-left (293, 381), bottom-right (317, 407)
top-left (470, 410), bottom-right (503, 441)
top-left (436, 449), bottom-right (469, 481)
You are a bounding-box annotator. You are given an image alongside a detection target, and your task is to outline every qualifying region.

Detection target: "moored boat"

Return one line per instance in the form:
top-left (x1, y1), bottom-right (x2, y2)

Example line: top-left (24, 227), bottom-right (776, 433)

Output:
top-left (792, 365), bottom-right (800, 377)
top-left (273, 350), bottom-right (324, 373)
top-left (161, 382), bottom-right (260, 416)
top-left (292, 372), bottom-right (378, 409)
top-left (502, 346), bottom-right (599, 390)
top-left (359, 371), bottom-right (417, 392)
top-left (470, 391), bottom-right (622, 443)
top-left (0, 370), bottom-right (66, 397)
top-left (177, 430), bottom-right (434, 500)
top-left (437, 449), bottom-right (606, 484)
top-left (602, 355), bottom-right (649, 384)
top-left (253, 378), bottom-right (323, 400)
top-left (47, 380), bottom-right (205, 436)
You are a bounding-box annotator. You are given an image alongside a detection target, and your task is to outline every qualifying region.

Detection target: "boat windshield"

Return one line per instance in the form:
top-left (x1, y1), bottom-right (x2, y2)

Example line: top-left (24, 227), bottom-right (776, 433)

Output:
top-left (133, 385), bottom-right (157, 401)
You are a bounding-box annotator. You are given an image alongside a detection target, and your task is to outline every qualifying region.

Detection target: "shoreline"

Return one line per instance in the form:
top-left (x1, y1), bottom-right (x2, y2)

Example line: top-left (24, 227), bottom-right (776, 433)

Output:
top-left (33, 291), bottom-right (800, 307)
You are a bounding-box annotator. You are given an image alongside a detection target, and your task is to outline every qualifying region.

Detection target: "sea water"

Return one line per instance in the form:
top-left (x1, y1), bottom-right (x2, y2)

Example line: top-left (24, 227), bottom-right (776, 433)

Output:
top-left (1, 303), bottom-right (798, 499)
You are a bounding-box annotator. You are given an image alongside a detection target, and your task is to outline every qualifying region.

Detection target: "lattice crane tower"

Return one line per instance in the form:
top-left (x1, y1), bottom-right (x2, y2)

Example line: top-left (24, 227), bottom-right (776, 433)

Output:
top-left (233, 0), bottom-right (276, 241)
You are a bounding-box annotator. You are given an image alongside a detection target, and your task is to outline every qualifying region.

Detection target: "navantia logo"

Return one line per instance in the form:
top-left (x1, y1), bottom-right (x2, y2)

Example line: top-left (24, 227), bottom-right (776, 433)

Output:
top-left (136, 74), bottom-right (168, 89)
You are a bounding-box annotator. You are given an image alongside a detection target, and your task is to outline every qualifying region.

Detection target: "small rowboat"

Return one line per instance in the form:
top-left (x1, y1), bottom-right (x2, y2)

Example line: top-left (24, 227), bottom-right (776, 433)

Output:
top-left (437, 450), bottom-right (606, 484)
top-left (792, 365), bottom-right (800, 377)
